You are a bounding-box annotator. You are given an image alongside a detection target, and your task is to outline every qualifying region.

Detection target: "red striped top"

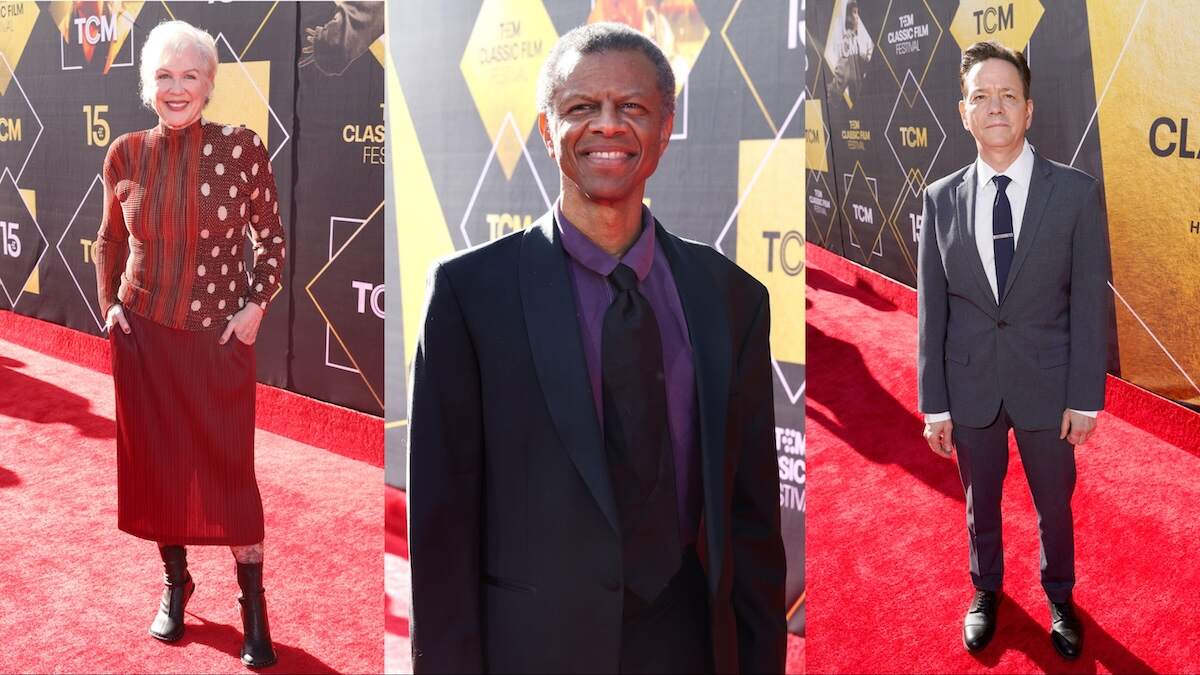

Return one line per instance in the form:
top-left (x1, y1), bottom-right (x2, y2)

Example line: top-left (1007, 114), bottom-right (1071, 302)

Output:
top-left (93, 118), bottom-right (286, 330)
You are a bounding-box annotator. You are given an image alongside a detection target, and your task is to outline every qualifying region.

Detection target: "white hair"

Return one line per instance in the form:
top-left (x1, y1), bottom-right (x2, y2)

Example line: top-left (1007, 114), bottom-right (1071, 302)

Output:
top-left (139, 20), bottom-right (218, 109)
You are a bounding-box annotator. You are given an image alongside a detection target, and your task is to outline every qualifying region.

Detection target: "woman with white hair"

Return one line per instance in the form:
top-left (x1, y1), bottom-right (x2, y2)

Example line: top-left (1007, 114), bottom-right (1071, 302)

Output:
top-left (91, 19), bottom-right (284, 669)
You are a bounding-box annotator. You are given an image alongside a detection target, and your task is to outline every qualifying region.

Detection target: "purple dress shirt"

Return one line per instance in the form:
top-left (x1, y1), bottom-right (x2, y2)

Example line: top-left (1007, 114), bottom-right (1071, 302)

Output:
top-left (556, 203), bottom-right (702, 548)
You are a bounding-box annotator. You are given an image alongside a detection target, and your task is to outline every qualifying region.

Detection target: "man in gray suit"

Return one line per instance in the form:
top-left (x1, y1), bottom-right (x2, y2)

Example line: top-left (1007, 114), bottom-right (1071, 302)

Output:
top-left (917, 41), bottom-right (1110, 660)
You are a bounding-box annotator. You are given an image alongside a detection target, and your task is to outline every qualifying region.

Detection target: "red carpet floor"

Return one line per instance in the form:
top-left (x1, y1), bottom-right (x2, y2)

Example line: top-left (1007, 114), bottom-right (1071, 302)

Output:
top-left (0, 335), bottom-right (383, 674)
top-left (805, 245), bottom-right (1200, 674)
top-left (383, 490), bottom-right (806, 673)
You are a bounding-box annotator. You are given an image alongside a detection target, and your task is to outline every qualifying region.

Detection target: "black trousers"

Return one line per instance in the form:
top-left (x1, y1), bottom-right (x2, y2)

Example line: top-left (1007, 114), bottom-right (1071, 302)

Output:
top-left (953, 404), bottom-right (1077, 602)
top-left (619, 547), bottom-right (713, 674)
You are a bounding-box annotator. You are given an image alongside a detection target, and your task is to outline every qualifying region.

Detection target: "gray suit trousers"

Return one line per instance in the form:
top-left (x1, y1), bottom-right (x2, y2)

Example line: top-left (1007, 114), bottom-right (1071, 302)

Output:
top-left (953, 405), bottom-right (1077, 603)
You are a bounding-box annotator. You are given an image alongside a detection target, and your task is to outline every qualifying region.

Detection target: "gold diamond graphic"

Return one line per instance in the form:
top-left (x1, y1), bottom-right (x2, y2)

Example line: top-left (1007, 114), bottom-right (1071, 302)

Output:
top-left (460, 0), bottom-right (558, 180)
top-left (206, 33), bottom-right (290, 155)
top-left (805, 100), bottom-right (829, 173)
top-left (590, 0), bottom-right (709, 99)
top-left (0, 1), bottom-right (40, 95)
top-left (735, 138), bottom-right (805, 365)
top-left (950, 0), bottom-right (1043, 52)
top-left (389, 58), bottom-right (453, 375)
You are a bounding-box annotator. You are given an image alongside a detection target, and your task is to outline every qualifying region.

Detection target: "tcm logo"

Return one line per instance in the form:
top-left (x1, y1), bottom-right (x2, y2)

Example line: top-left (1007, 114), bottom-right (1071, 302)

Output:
top-left (851, 203), bottom-right (874, 224)
top-left (898, 125), bottom-right (928, 148)
top-left (762, 230), bottom-right (803, 276)
top-left (1149, 117), bottom-right (1200, 158)
top-left (974, 4), bottom-right (1014, 34)
top-left (75, 12), bottom-right (118, 45)
top-left (950, 1), bottom-right (1042, 52)
top-left (487, 213), bottom-right (533, 240)
top-left (352, 281), bottom-right (384, 319)
top-left (0, 117), bottom-right (21, 142)
top-left (61, 2), bottom-right (138, 73)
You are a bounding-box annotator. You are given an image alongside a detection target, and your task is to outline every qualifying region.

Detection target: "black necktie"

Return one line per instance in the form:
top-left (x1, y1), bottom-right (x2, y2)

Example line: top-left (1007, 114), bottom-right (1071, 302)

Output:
top-left (601, 263), bottom-right (681, 603)
top-left (992, 174), bottom-right (1014, 300)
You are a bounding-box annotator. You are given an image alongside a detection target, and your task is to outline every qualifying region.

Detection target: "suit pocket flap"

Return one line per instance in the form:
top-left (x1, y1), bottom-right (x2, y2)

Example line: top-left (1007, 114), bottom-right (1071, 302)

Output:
top-left (1039, 344), bottom-right (1070, 368)
top-left (483, 574), bottom-right (537, 594)
top-left (945, 342), bottom-right (969, 365)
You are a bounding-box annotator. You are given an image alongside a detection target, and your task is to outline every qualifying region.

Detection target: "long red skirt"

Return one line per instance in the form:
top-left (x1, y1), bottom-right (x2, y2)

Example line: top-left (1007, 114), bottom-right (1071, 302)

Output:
top-left (110, 310), bottom-right (264, 545)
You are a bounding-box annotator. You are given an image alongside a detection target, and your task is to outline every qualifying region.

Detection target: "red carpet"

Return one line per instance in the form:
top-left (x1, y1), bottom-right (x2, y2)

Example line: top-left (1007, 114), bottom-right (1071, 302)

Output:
top-left (805, 244), bottom-right (1200, 674)
top-left (383, 490), bottom-right (806, 673)
top-left (0, 327), bottom-right (383, 673)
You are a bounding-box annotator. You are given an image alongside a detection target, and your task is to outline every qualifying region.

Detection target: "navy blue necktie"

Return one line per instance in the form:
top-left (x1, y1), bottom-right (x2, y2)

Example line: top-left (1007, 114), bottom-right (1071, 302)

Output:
top-left (992, 175), bottom-right (1014, 299)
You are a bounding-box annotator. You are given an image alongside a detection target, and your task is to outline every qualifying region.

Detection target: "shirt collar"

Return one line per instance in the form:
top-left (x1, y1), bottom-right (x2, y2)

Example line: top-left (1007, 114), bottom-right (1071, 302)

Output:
top-left (975, 140), bottom-right (1035, 192)
top-left (556, 201), bottom-right (656, 281)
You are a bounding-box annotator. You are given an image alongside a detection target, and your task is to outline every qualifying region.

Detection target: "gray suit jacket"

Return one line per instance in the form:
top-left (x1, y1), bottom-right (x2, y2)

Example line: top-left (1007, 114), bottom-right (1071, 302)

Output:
top-left (917, 152), bottom-right (1111, 430)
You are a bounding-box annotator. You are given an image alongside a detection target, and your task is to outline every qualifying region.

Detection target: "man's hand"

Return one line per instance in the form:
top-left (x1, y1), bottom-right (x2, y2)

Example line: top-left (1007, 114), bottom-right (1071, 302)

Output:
top-left (105, 304), bottom-right (131, 334)
top-left (1059, 410), bottom-right (1097, 445)
top-left (219, 303), bottom-right (265, 346)
top-left (924, 419), bottom-right (955, 458)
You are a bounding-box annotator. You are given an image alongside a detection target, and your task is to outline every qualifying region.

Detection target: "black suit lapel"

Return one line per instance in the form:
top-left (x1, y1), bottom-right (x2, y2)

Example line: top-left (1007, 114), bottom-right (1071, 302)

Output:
top-left (955, 164), bottom-right (998, 309)
top-left (1002, 154), bottom-right (1054, 302)
top-left (657, 223), bottom-right (731, 593)
top-left (519, 214), bottom-right (620, 535)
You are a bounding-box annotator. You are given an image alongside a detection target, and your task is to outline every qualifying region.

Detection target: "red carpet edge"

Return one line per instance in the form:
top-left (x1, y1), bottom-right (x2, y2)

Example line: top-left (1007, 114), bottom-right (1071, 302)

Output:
top-left (0, 309), bottom-right (383, 466)
top-left (805, 243), bottom-right (1200, 453)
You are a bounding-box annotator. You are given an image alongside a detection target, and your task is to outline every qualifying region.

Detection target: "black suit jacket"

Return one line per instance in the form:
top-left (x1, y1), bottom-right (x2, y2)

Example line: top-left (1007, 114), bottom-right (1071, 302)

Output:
top-left (407, 213), bottom-right (786, 674)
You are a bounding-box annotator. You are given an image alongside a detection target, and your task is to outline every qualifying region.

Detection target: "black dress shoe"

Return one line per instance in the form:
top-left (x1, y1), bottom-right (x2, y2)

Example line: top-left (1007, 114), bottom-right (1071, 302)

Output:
top-left (236, 562), bottom-right (278, 669)
top-left (149, 545), bottom-right (195, 642)
top-left (962, 589), bottom-right (998, 652)
top-left (1049, 600), bottom-right (1083, 660)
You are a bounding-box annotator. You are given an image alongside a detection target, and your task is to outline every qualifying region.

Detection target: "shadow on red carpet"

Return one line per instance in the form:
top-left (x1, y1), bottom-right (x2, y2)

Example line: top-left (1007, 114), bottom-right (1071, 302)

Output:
top-left (0, 327), bottom-right (383, 674)
top-left (805, 243), bottom-right (1200, 674)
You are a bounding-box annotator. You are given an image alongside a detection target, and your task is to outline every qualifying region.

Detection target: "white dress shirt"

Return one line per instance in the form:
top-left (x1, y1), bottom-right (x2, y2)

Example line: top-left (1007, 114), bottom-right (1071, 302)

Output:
top-left (926, 141), bottom-right (1096, 424)
top-left (973, 140), bottom-right (1035, 302)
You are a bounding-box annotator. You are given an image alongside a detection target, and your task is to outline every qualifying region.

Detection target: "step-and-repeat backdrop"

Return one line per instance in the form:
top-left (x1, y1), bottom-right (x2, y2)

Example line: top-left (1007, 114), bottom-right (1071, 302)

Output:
top-left (385, 0), bottom-right (807, 633)
top-left (806, 0), bottom-right (1200, 410)
top-left (0, 1), bottom-right (384, 415)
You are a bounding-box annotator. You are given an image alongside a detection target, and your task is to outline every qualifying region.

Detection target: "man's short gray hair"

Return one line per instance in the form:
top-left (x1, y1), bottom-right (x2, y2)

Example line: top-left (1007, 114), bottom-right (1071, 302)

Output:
top-left (536, 22), bottom-right (676, 119)
top-left (139, 20), bottom-right (219, 110)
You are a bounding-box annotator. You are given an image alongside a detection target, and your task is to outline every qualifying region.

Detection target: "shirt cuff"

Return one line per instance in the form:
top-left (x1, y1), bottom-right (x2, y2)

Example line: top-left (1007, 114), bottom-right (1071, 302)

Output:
top-left (1068, 409), bottom-right (1099, 418)
top-left (924, 411), bottom-right (952, 423)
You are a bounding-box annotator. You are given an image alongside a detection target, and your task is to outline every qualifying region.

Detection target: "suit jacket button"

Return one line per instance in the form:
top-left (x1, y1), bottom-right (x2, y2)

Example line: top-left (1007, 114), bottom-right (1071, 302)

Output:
top-left (997, 320), bottom-right (1008, 328)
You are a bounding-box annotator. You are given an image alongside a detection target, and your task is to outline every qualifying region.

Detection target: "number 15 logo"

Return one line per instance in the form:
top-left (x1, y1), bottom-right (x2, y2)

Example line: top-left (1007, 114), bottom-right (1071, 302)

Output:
top-left (0, 221), bottom-right (21, 257)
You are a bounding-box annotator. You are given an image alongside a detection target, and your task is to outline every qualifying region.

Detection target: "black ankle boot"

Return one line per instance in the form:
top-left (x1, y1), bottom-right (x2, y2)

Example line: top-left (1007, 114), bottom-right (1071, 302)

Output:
top-left (236, 562), bottom-right (277, 668)
top-left (149, 545), bottom-right (195, 642)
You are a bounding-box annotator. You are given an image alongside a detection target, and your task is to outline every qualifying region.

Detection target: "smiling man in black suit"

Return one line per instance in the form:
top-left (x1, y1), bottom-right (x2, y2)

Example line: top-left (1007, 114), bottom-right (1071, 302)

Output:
top-left (407, 22), bottom-right (786, 674)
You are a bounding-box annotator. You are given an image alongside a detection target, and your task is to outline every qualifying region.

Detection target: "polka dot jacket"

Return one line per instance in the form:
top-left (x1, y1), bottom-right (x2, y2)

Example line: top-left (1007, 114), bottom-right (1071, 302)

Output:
top-left (93, 118), bottom-right (285, 330)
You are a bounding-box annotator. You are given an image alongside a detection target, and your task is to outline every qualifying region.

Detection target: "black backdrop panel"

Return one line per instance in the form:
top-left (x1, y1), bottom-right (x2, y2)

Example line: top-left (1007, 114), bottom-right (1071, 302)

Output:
top-left (0, 1), bottom-right (383, 415)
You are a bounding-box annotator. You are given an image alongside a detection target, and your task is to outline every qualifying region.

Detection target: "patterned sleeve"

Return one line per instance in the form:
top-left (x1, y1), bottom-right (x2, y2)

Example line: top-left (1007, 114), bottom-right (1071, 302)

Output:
top-left (91, 138), bottom-right (129, 320)
top-left (243, 131), bottom-right (286, 310)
